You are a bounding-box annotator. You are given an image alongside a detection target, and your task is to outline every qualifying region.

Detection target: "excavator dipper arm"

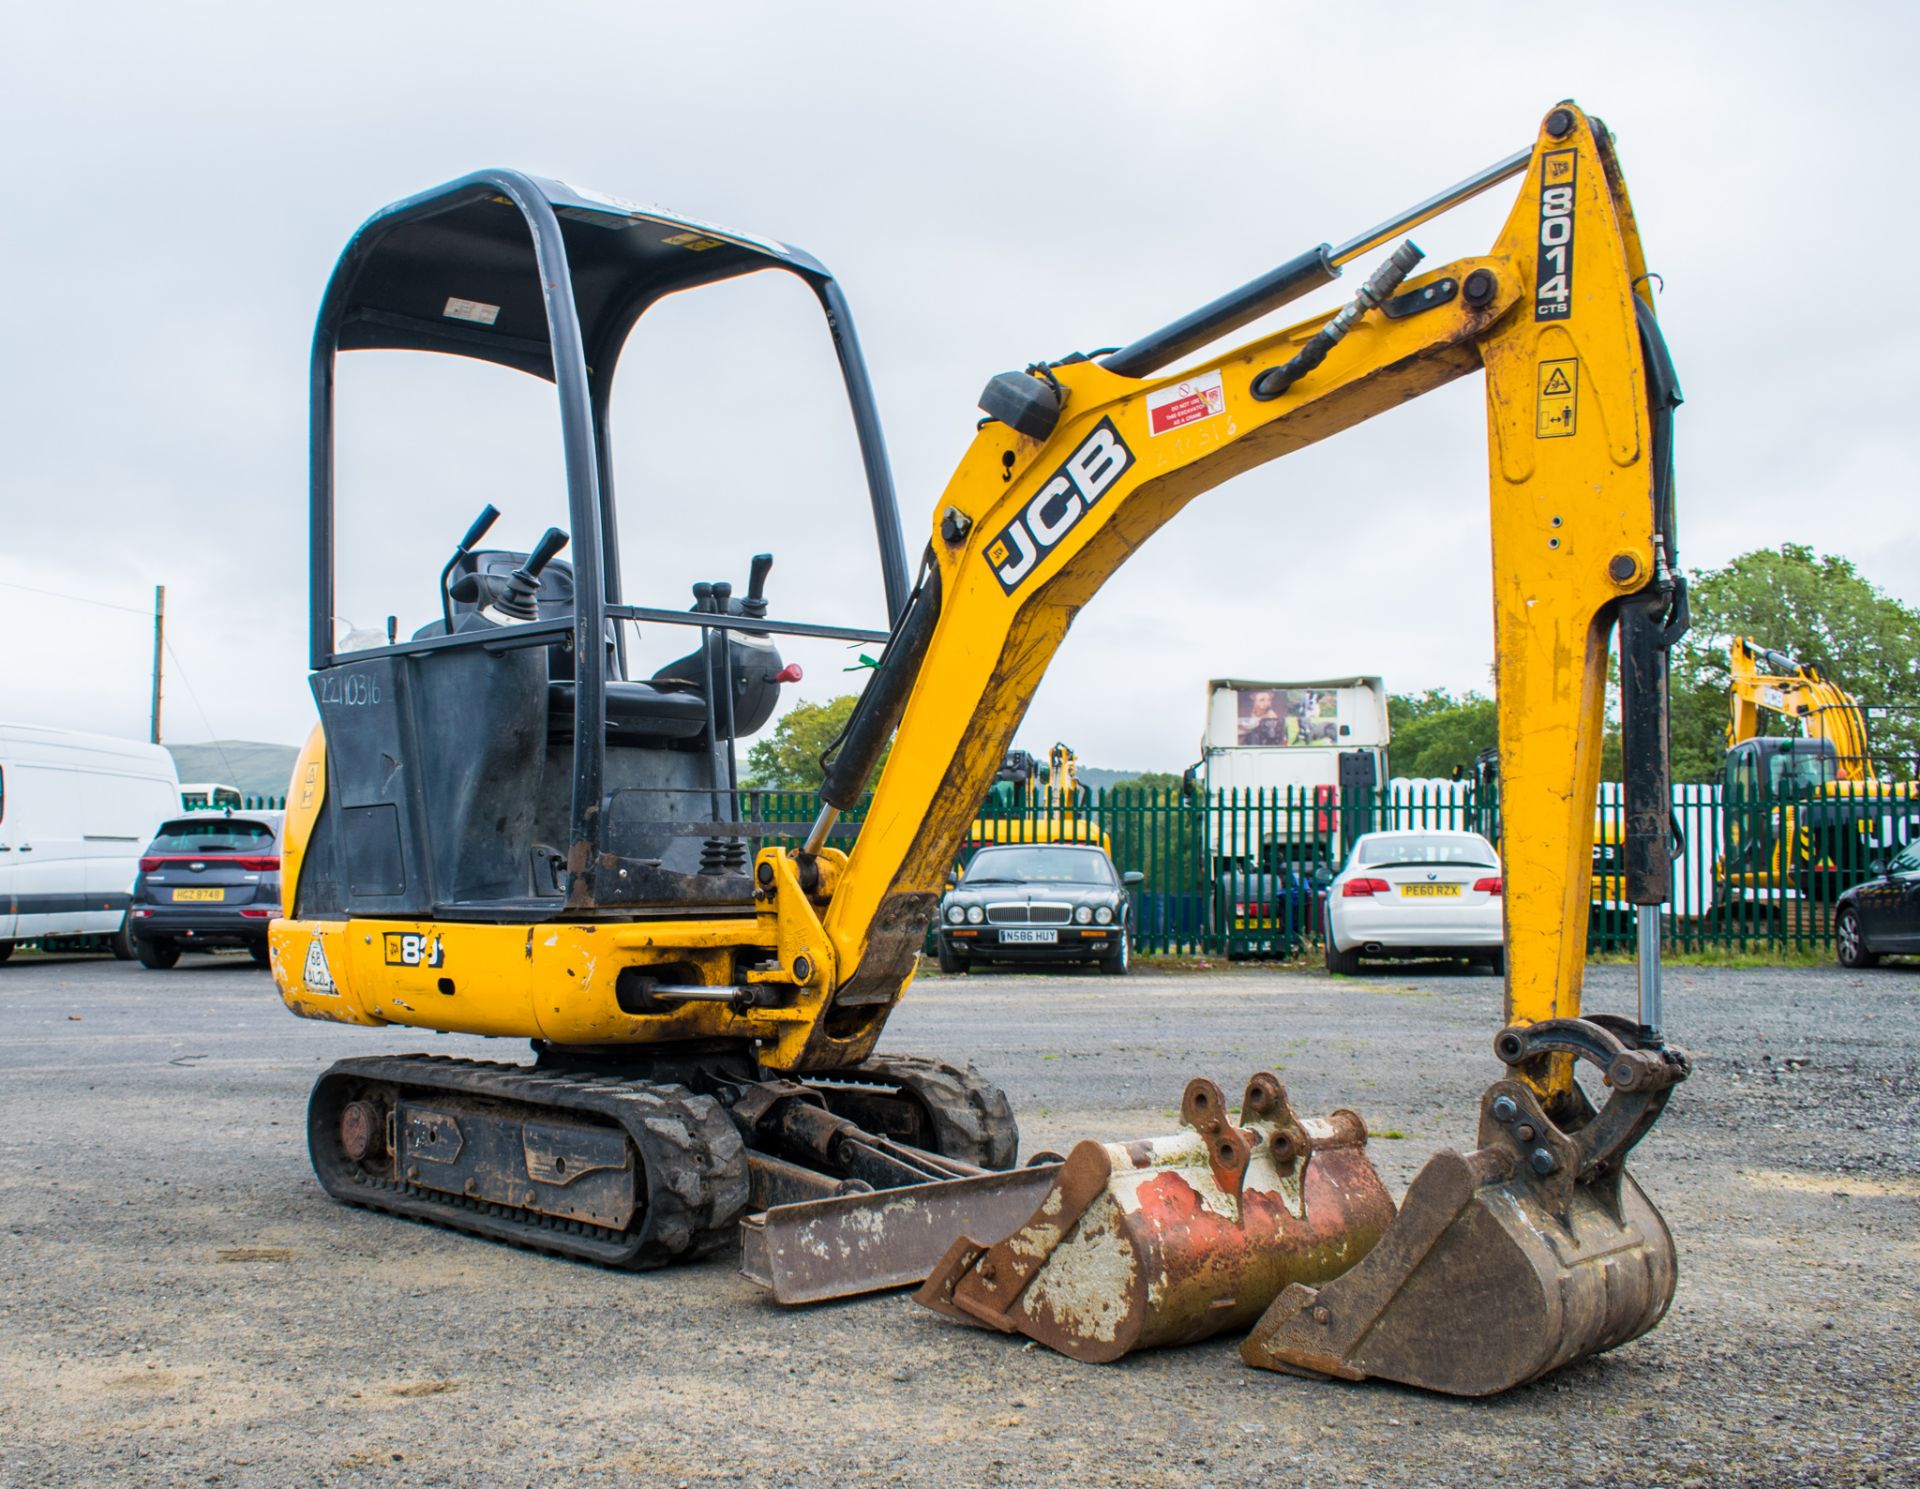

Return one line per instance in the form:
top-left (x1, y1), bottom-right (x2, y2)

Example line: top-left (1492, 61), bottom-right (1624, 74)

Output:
top-left (803, 102), bottom-right (1675, 1098)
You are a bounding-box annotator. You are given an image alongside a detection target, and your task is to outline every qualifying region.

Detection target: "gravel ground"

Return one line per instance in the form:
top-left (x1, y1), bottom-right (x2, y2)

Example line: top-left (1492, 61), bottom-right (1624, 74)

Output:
top-left (1, 953), bottom-right (1915, 1488)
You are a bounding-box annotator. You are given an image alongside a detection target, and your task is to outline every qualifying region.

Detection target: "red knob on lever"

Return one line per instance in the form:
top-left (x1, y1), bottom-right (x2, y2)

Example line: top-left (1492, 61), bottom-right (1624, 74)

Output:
top-left (772, 663), bottom-right (804, 684)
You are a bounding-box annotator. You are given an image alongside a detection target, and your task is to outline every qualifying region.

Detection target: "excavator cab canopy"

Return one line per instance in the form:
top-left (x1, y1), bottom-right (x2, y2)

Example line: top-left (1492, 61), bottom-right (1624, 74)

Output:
top-left (303, 171), bottom-right (909, 919)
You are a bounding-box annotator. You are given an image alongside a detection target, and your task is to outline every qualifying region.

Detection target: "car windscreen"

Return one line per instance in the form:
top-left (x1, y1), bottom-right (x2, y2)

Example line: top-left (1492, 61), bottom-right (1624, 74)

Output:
top-left (964, 848), bottom-right (1116, 885)
top-left (1358, 835), bottom-right (1497, 869)
top-left (149, 819), bottom-right (277, 854)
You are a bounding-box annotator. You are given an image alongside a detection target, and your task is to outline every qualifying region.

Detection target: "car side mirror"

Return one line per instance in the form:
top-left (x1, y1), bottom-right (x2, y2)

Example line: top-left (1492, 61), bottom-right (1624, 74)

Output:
top-left (1868, 858), bottom-right (1887, 877)
top-left (945, 870), bottom-right (959, 888)
top-left (1122, 870), bottom-right (1144, 887)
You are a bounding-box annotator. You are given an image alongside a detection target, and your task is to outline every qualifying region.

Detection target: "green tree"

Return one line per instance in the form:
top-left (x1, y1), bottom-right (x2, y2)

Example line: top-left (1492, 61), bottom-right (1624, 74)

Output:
top-left (1667, 544), bottom-right (1920, 780)
top-left (1105, 770), bottom-right (1185, 794)
top-left (743, 694), bottom-right (891, 791)
top-left (1387, 689), bottom-right (1498, 779)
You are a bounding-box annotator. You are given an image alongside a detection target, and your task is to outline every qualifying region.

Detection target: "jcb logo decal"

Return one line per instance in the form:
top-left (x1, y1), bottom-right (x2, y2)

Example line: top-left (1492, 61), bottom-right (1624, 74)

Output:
top-left (984, 418), bottom-right (1134, 594)
top-left (383, 932), bottom-right (445, 968)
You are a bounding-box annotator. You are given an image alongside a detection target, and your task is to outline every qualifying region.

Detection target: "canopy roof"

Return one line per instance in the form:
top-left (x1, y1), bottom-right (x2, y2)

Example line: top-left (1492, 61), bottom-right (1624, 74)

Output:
top-left (324, 170), bottom-right (830, 381)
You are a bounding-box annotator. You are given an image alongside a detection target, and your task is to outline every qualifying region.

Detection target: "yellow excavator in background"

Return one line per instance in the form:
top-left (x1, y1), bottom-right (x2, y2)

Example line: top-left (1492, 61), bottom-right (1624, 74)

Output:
top-left (273, 101), bottom-right (1689, 1396)
top-left (1719, 637), bottom-right (1915, 899)
top-left (962, 741), bottom-right (1104, 852)
top-left (1727, 636), bottom-right (1872, 779)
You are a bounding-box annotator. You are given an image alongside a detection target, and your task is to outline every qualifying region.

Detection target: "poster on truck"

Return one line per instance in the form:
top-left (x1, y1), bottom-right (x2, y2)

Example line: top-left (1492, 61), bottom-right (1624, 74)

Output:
top-left (1235, 687), bottom-right (1342, 747)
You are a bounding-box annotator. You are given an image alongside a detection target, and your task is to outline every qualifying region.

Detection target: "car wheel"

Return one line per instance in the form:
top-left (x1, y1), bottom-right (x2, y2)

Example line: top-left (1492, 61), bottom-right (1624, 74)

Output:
top-left (1324, 939), bottom-right (1361, 976)
top-left (136, 937), bottom-right (182, 970)
top-left (0, 940), bottom-right (13, 965)
top-left (937, 939), bottom-right (966, 975)
top-left (248, 943), bottom-right (273, 969)
top-left (1482, 949), bottom-right (1506, 977)
top-left (1100, 928), bottom-right (1130, 976)
top-left (1835, 907), bottom-right (1878, 969)
top-left (110, 917), bottom-right (136, 961)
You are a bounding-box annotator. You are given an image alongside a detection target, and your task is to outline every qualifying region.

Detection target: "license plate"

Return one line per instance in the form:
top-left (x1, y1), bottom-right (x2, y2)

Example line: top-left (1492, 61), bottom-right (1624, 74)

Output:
top-left (1399, 884), bottom-right (1461, 898)
top-left (172, 887), bottom-right (226, 902)
top-left (1000, 928), bottom-right (1057, 944)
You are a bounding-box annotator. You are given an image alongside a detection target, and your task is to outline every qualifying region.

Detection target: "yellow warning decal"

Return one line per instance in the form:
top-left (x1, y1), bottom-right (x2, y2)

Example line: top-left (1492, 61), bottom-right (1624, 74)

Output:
top-left (1536, 358), bottom-right (1577, 438)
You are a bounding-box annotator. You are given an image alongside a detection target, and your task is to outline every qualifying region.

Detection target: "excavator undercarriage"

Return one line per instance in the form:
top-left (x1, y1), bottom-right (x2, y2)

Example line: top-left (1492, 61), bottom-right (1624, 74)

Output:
top-left (275, 99), bottom-right (1692, 1396)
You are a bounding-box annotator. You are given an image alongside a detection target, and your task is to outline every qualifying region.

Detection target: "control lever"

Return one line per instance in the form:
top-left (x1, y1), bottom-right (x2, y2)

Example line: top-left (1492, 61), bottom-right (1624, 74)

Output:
top-left (491, 526), bottom-right (570, 621)
top-left (458, 504), bottom-right (502, 553)
top-left (439, 503), bottom-right (503, 632)
top-left (744, 553), bottom-right (773, 619)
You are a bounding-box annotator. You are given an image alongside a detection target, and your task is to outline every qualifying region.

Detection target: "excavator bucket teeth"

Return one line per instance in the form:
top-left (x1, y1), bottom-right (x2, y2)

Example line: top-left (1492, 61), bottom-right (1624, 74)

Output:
top-left (1243, 1055), bottom-right (1682, 1396)
top-left (914, 1075), bottom-right (1395, 1363)
top-left (739, 1163), bottom-right (1064, 1305)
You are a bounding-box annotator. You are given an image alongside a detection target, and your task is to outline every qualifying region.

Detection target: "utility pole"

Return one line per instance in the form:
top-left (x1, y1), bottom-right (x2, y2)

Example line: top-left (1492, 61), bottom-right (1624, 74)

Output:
top-left (150, 584), bottom-right (165, 744)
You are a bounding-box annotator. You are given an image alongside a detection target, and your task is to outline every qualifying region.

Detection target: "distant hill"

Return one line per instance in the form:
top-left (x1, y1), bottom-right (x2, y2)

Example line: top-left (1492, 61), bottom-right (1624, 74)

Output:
top-left (1078, 766), bottom-right (1160, 791)
top-left (166, 741), bottom-right (300, 799)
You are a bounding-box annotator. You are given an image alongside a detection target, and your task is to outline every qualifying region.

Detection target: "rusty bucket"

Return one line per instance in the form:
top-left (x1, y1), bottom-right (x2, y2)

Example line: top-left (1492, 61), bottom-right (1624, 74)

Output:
top-left (914, 1074), bottom-right (1395, 1363)
top-left (1243, 1017), bottom-right (1688, 1396)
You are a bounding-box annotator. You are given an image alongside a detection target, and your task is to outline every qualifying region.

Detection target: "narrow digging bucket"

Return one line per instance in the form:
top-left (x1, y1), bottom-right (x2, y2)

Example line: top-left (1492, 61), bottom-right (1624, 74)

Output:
top-left (1244, 1018), bottom-right (1688, 1397)
top-left (914, 1074), bottom-right (1395, 1363)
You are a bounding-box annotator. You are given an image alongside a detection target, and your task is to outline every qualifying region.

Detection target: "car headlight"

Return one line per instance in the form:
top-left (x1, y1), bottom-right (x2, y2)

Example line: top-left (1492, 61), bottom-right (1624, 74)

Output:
top-left (1074, 905), bottom-right (1092, 924)
top-left (967, 905), bottom-right (984, 924)
top-left (1095, 905), bottom-right (1113, 924)
top-left (946, 904), bottom-right (966, 924)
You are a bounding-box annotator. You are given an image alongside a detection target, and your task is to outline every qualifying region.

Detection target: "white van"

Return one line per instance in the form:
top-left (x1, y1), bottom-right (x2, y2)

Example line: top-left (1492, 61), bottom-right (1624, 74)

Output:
top-left (0, 724), bottom-right (182, 961)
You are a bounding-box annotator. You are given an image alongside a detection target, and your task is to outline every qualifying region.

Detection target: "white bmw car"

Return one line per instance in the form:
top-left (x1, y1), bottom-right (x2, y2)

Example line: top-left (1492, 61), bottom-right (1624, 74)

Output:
top-left (1324, 830), bottom-right (1505, 976)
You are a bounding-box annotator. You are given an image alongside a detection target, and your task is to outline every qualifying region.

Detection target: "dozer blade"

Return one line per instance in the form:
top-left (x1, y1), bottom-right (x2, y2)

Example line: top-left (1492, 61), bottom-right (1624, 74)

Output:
top-left (1244, 1016), bottom-right (1690, 1396)
top-left (914, 1074), bottom-right (1395, 1362)
top-left (740, 1162), bottom-right (1064, 1305)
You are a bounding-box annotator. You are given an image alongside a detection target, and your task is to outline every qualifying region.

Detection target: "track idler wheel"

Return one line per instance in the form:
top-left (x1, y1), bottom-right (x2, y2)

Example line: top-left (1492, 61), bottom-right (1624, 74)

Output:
top-left (1242, 1017), bottom-right (1689, 1396)
top-left (915, 1074), bottom-right (1395, 1362)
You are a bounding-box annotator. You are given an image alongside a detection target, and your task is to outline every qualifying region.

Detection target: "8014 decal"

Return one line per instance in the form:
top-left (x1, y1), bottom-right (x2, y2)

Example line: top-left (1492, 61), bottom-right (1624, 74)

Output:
top-left (1534, 150), bottom-right (1576, 321)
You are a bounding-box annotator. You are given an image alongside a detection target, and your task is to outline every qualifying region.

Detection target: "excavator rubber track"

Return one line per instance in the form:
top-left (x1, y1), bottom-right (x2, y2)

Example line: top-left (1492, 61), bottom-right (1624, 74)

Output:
top-left (308, 1055), bottom-right (750, 1269)
top-left (807, 1054), bottom-right (1020, 1171)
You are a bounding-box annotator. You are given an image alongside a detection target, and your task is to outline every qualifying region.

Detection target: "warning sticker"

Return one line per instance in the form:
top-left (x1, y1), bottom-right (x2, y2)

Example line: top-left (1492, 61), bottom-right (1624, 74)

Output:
top-left (1146, 370), bottom-right (1226, 436)
top-left (443, 297), bottom-right (501, 326)
top-left (303, 937), bottom-right (337, 995)
top-left (1536, 358), bottom-right (1578, 438)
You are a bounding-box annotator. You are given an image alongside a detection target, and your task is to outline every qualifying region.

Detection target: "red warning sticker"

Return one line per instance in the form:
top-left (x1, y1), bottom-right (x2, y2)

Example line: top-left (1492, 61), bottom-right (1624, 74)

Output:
top-left (1146, 369), bottom-right (1226, 436)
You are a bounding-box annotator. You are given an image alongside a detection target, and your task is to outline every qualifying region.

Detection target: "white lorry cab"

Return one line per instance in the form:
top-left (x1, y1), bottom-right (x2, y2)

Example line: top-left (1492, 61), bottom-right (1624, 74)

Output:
top-left (0, 724), bottom-right (182, 961)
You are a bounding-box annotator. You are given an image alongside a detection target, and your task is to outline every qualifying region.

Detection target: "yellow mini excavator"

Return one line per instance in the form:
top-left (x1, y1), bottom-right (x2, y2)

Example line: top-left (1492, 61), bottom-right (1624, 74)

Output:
top-left (274, 101), bottom-right (1690, 1396)
top-left (1720, 637), bottom-right (1917, 900)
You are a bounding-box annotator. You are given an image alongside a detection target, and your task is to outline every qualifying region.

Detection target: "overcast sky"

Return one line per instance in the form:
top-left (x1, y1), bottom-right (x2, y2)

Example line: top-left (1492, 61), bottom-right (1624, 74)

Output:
top-left (3, 3), bottom-right (1914, 774)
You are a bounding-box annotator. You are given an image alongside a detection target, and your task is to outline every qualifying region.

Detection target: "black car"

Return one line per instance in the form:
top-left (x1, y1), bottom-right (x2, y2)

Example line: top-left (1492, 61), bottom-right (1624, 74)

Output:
top-left (129, 812), bottom-right (285, 969)
top-left (1835, 840), bottom-right (1920, 967)
top-left (936, 843), bottom-right (1142, 975)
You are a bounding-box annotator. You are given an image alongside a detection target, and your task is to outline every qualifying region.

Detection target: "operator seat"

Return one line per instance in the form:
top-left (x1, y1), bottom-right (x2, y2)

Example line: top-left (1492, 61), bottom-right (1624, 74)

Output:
top-left (428, 548), bottom-right (716, 747)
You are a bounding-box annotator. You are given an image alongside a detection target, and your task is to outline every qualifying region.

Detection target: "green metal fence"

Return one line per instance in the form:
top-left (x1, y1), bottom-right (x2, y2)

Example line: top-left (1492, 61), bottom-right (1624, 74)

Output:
top-left (747, 775), bottom-right (1919, 961)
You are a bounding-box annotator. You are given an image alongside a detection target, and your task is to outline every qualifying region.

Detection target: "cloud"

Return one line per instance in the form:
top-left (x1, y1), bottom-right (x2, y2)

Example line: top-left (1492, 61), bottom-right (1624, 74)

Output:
top-left (2, 2), bottom-right (1914, 773)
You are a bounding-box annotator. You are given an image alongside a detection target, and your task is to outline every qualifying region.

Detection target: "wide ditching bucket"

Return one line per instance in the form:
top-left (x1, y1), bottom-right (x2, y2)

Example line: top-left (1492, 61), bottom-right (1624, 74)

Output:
top-left (1243, 1017), bottom-right (1689, 1396)
top-left (915, 1074), bottom-right (1394, 1362)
